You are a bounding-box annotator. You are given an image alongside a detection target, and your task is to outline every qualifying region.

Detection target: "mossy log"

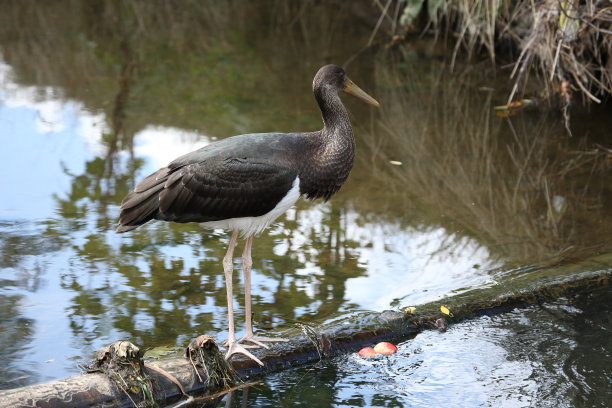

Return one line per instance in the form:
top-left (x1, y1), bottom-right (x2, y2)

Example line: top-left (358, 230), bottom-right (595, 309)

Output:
top-left (0, 326), bottom-right (405, 408)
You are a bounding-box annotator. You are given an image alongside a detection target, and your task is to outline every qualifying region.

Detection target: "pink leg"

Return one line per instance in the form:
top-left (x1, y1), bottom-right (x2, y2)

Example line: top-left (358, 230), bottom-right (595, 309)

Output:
top-left (222, 230), bottom-right (263, 366)
top-left (238, 235), bottom-right (289, 348)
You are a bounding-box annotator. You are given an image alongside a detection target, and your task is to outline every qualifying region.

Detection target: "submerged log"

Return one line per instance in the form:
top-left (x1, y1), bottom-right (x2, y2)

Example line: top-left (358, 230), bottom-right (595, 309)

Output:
top-left (0, 255), bottom-right (610, 408)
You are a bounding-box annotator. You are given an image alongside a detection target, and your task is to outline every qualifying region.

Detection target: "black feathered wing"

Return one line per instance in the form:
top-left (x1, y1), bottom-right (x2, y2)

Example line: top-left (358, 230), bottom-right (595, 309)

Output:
top-left (116, 134), bottom-right (300, 232)
top-left (159, 157), bottom-right (297, 222)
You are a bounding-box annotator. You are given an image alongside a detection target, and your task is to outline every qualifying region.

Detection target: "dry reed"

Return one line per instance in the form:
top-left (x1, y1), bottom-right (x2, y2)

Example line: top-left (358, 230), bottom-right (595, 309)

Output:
top-left (395, 0), bottom-right (612, 107)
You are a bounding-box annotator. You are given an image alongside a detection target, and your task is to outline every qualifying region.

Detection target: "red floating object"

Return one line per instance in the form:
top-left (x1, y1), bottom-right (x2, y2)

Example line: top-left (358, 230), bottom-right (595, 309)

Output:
top-left (373, 342), bottom-right (397, 355)
top-left (358, 347), bottom-right (377, 358)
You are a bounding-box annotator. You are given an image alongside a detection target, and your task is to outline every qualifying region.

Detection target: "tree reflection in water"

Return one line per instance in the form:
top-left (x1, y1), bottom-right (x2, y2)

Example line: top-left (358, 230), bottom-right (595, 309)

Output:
top-left (0, 0), bottom-right (610, 389)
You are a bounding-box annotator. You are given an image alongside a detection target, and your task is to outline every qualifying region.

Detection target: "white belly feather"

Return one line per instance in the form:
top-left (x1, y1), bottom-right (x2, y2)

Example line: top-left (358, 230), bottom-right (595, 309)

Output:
top-left (200, 177), bottom-right (301, 237)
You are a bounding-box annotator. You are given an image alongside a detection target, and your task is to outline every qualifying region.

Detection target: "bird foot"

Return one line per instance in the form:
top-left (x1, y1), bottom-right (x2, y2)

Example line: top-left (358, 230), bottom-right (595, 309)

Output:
top-left (221, 338), bottom-right (258, 349)
top-left (225, 341), bottom-right (264, 366)
top-left (238, 334), bottom-right (290, 349)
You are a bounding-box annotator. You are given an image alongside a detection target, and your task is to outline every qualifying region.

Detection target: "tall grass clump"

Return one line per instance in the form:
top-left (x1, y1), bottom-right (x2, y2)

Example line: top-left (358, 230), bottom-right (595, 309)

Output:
top-left (396, 0), bottom-right (612, 105)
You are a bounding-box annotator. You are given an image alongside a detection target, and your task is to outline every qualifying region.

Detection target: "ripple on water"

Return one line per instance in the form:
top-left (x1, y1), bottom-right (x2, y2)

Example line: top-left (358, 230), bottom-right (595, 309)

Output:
top-left (231, 287), bottom-right (611, 408)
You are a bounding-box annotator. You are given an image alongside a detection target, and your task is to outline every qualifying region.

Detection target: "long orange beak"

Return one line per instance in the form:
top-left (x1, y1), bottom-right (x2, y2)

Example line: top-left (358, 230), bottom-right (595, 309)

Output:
top-left (343, 78), bottom-right (380, 107)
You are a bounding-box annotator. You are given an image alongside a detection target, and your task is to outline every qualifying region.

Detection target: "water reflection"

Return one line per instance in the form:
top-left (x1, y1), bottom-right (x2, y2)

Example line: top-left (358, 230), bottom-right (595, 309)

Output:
top-left (223, 287), bottom-right (611, 407)
top-left (373, 54), bottom-right (611, 266)
top-left (0, 0), bottom-right (610, 390)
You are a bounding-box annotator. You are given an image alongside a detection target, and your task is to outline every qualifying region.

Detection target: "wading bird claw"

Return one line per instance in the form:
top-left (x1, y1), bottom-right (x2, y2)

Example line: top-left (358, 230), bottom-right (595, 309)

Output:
top-left (238, 334), bottom-right (289, 349)
top-left (225, 341), bottom-right (264, 366)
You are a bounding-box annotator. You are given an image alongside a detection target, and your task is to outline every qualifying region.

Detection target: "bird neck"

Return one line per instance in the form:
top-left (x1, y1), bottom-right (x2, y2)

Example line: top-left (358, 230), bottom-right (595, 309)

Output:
top-left (296, 86), bottom-right (355, 201)
top-left (315, 87), bottom-right (353, 140)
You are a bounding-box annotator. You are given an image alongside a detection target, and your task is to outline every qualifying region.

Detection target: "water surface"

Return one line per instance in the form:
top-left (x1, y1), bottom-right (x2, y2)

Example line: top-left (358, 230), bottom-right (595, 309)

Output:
top-left (0, 0), bottom-right (610, 397)
top-left (218, 287), bottom-right (612, 407)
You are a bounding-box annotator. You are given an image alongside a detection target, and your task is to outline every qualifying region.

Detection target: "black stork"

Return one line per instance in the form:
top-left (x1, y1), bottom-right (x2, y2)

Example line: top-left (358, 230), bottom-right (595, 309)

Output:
top-left (116, 64), bottom-right (379, 365)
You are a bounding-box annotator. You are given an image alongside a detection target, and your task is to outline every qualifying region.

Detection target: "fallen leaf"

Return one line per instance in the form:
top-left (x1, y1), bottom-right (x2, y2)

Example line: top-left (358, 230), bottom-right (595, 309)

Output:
top-left (440, 305), bottom-right (453, 316)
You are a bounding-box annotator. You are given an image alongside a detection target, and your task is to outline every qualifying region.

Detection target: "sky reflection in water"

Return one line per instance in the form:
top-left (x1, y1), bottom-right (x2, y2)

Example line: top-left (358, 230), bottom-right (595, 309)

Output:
top-left (0, 2), bottom-right (609, 396)
top-left (0, 56), bottom-right (498, 386)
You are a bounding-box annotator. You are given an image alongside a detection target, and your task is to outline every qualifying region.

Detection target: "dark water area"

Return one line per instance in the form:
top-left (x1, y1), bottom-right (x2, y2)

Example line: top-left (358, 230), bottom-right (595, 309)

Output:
top-left (216, 286), bottom-right (612, 408)
top-left (0, 0), bottom-right (611, 404)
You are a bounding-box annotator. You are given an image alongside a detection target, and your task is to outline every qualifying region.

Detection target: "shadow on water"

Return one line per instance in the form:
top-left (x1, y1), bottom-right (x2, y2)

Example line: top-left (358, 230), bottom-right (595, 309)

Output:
top-left (0, 0), bottom-right (610, 400)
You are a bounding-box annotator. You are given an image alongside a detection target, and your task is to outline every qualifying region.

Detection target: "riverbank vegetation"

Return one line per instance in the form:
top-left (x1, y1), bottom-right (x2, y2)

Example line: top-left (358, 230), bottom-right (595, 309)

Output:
top-left (387, 0), bottom-right (612, 117)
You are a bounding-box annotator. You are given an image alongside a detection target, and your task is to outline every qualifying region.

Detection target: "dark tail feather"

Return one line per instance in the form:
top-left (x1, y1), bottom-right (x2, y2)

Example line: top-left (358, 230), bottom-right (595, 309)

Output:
top-left (116, 223), bottom-right (140, 233)
top-left (116, 188), bottom-right (161, 231)
top-left (116, 168), bottom-right (170, 233)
